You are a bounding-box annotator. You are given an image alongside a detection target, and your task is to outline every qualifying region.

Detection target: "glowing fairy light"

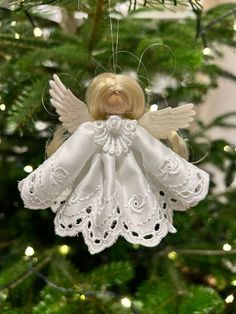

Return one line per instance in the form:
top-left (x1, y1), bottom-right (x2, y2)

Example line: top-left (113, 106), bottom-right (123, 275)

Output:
top-left (11, 21), bottom-right (16, 27)
top-left (25, 246), bottom-right (35, 257)
top-left (233, 21), bottom-right (236, 31)
top-left (203, 47), bottom-right (212, 56)
top-left (145, 88), bottom-right (152, 94)
top-left (231, 280), bottom-right (236, 286)
top-left (223, 243), bottom-right (232, 252)
top-left (0, 291), bottom-right (7, 301)
top-left (34, 120), bottom-right (48, 131)
top-left (225, 294), bottom-right (234, 303)
top-left (34, 27), bottom-right (42, 37)
top-left (58, 244), bottom-right (70, 255)
top-left (223, 145), bottom-right (232, 152)
top-left (14, 33), bottom-right (20, 39)
top-left (121, 297), bottom-right (131, 308)
top-left (150, 104), bottom-right (158, 112)
top-left (24, 165), bottom-right (33, 173)
top-left (80, 294), bottom-right (86, 301)
top-left (0, 104), bottom-right (6, 111)
top-left (168, 251), bottom-right (177, 260)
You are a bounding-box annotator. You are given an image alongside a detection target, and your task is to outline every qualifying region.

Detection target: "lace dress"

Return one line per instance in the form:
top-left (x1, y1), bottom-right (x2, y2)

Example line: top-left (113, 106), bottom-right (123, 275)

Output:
top-left (19, 115), bottom-right (209, 254)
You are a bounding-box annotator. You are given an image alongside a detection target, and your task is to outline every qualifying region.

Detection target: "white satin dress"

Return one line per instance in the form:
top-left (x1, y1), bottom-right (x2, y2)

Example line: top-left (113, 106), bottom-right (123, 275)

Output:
top-left (19, 115), bottom-right (209, 254)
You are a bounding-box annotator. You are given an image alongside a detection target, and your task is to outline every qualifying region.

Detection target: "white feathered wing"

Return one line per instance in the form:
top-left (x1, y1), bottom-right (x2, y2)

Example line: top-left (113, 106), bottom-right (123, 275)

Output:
top-left (49, 74), bottom-right (93, 133)
top-left (139, 104), bottom-right (195, 139)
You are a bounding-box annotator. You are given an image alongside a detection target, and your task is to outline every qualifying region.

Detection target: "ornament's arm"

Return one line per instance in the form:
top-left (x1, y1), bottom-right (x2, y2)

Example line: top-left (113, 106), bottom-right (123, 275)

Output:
top-left (133, 126), bottom-right (209, 209)
top-left (19, 123), bottom-right (98, 210)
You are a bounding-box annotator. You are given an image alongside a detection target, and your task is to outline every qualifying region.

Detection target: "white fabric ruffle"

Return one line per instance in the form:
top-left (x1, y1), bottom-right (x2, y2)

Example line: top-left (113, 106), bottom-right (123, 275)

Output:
top-left (19, 116), bottom-right (209, 254)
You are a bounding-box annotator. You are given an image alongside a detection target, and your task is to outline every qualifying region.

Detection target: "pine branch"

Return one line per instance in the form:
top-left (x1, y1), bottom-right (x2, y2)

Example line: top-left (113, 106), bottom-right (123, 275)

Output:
top-left (7, 79), bottom-right (48, 130)
top-left (201, 7), bottom-right (236, 34)
top-left (0, 35), bottom-right (57, 50)
top-left (81, 261), bottom-right (134, 289)
top-left (0, 256), bottom-right (51, 290)
top-left (179, 286), bottom-right (224, 314)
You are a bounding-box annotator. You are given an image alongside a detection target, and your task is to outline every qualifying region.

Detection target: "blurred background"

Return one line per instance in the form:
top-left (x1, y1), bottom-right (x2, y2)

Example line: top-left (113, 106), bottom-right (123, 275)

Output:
top-left (0, 0), bottom-right (236, 313)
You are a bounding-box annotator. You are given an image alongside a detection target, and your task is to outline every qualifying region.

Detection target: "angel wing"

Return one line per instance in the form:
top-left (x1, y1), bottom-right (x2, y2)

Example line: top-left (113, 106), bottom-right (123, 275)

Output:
top-left (138, 103), bottom-right (195, 139)
top-left (49, 74), bottom-right (93, 133)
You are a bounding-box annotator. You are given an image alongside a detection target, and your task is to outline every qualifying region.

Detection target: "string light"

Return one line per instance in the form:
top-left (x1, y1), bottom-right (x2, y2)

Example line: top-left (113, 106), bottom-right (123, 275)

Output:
top-left (224, 145), bottom-right (232, 152)
top-left (80, 294), bottom-right (86, 301)
top-left (34, 27), bottom-right (42, 37)
top-left (0, 291), bottom-right (7, 301)
top-left (203, 47), bottom-right (212, 56)
top-left (121, 297), bottom-right (131, 308)
top-left (0, 104), bottom-right (6, 111)
top-left (58, 244), bottom-right (70, 255)
top-left (14, 33), bottom-right (20, 39)
top-left (225, 294), bottom-right (234, 303)
top-left (25, 246), bottom-right (35, 257)
top-left (35, 121), bottom-right (48, 131)
top-left (168, 251), bottom-right (177, 260)
top-left (231, 280), bottom-right (236, 286)
top-left (150, 104), bottom-right (158, 111)
top-left (223, 243), bottom-right (232, 252)
top-left (145, 88), bottom-right (152, 94)
top-left (233, 21), bottom-right (236, 31)
top-left (10, 4), bottom-right (16, 11)
top-left (10, 21), bottom-right (16, 27)
top-left (24, 165), bottom-right (33, 173)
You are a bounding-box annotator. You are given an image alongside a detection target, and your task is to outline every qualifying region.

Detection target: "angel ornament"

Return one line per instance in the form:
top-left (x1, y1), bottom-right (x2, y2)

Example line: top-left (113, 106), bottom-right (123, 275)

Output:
top-left (19, 73), bottom-right (209, 254)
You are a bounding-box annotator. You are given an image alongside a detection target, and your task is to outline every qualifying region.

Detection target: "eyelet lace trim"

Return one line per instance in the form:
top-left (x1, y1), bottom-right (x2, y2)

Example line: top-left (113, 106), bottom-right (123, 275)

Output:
top-left (19, 155), bottom-right (70, 209)
top-left (54, 184), bottom-right (176, 254)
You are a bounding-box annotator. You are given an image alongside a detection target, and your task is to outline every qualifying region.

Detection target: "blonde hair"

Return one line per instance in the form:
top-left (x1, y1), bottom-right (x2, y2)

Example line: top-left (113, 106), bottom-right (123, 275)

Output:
top-left (168, 131), bottom-right (189, 160)
top-left (46, 126), bottom-right (69, 157)
top-left (86, 72), bottom-right (145, 120)
top-left (46, 72), bottom-right (188, 160)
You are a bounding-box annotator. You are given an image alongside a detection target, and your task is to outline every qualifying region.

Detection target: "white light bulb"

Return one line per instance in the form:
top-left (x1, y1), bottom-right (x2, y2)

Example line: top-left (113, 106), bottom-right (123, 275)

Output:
top-left (34, 27), bottom-right (42, 37)
top-left (121, 297), bottom-right (131, 308)
top-left (203, 47), bottom-right (211, 56)
top-left (223, 243), bottom-right (232, 252)
top-left (35, 121), bottom-right (48, 131)
top-left (223, 145), bottom-right (232, 152)
top-left (24, 165), bottom-right (33, 173)
top-left (25, 246), bottom-right (35, 257)
top-left (150, 104), bottom-right (158, 112)
top-left (168, 251), bottom-right (177, 260)
top-left (225, 294), bottom-right (234, 303)
top-left (15, 33), bottom-right (20, 39)
top-left (80, 294), bottom-right (86, 301)
top-left (0, 104), bottom-right (6, 111)
top-left (233, 21), bottom-right (236, 31)
top-left (11, 21), bottom-right (16, 27)
top-left (231, 280), bottom-right (236, 286)
top-left (58, 245), bottom-right (70, 255)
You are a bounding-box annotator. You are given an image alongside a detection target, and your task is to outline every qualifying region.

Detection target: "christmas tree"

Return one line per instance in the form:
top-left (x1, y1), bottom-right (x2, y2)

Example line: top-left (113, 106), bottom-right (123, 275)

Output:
top-left (0, 0), bottom-right (236, 313)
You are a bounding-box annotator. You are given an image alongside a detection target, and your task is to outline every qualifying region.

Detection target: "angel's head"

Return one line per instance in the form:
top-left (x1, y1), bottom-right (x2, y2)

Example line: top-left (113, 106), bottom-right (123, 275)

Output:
top-left (86, 73), bottom-right (145, 120)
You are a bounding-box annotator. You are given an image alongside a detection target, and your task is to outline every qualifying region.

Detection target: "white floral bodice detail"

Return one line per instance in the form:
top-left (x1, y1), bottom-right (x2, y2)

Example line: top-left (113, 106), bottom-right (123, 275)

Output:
top-left (94, 115), bottom-right (137, 156)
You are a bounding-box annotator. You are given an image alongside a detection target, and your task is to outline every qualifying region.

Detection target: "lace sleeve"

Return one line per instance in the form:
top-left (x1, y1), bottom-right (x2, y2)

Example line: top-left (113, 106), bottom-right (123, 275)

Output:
top-left (133, 126), bottom-right (209, 209)
top-left (19, 122), bottom-right (98, 210)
